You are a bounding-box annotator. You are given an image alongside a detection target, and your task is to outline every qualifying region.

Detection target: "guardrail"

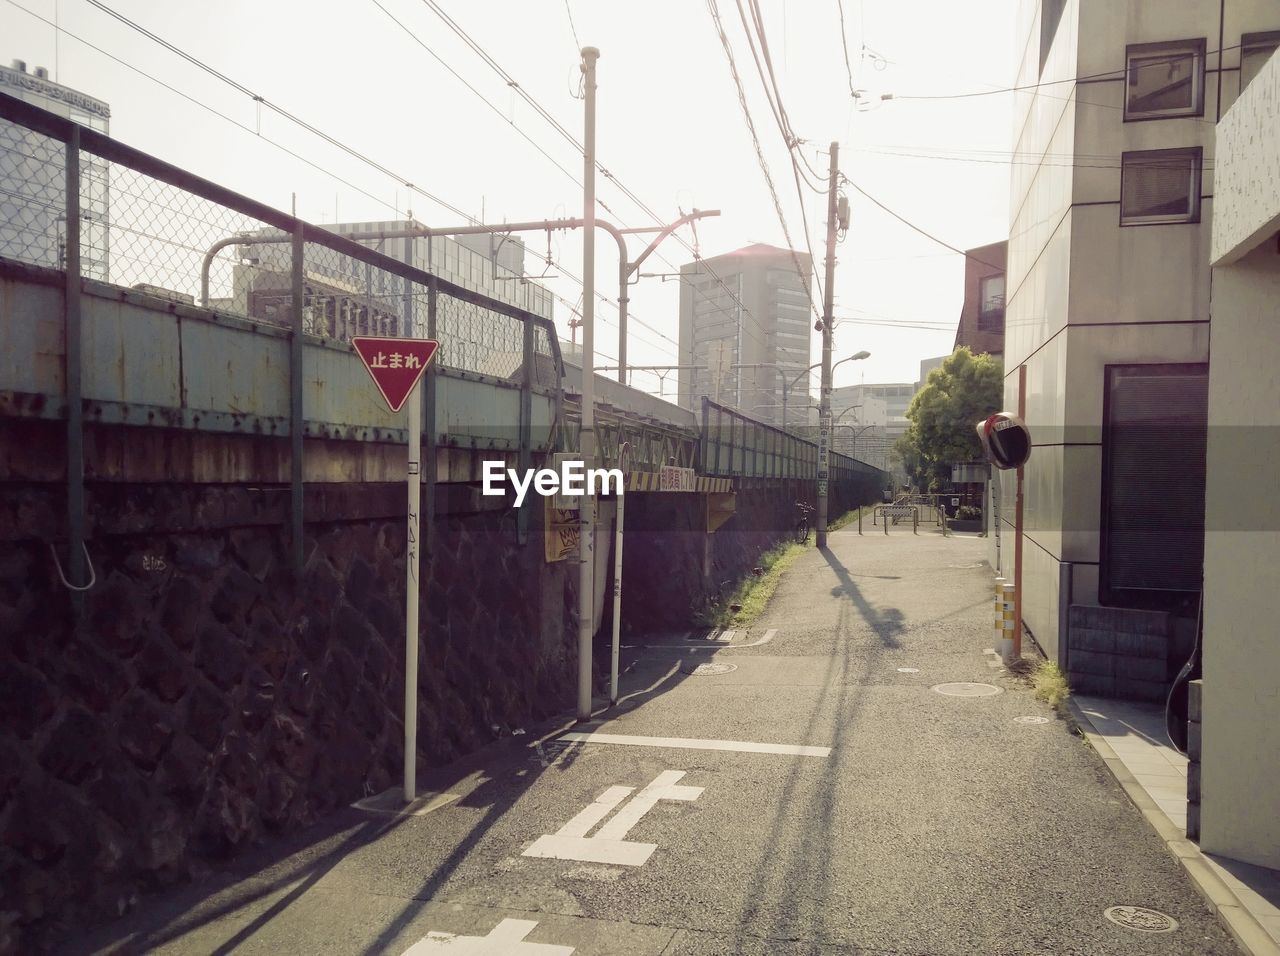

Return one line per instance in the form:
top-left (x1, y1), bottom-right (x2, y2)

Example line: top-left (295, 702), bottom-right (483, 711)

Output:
top-left (698, 397), bottom-right (888, 484)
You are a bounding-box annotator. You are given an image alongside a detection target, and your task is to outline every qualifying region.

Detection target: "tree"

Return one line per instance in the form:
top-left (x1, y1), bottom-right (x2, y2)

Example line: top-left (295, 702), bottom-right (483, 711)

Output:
top-left (904, 347), bottom-right (1002, 480)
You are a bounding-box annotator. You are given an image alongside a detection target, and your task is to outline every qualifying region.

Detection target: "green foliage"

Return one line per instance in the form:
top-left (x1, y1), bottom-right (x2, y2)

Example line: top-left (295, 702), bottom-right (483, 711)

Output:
top-left (903, 347), bottom-right (1003, 477)
top-left (1032, 661), bottom-right (1071, 710)
top-left (956, 505), bottom-right (982, 520)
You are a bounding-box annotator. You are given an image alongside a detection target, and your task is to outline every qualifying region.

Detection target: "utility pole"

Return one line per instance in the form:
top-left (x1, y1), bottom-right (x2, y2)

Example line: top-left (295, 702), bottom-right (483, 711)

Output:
top-left (577, 46), bottom-right (599, 722)
top-left (816, 141), bottom-right (839, 549)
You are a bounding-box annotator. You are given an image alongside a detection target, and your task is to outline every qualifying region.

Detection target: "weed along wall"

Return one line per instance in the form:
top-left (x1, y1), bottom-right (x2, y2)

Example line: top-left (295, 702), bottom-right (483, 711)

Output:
top-left (0, 419), bottom-right (578, 952)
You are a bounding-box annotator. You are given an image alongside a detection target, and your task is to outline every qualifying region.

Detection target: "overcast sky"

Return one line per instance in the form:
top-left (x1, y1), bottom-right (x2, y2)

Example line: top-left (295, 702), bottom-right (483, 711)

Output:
top-left (4, 0), bottom-right (1019, 395)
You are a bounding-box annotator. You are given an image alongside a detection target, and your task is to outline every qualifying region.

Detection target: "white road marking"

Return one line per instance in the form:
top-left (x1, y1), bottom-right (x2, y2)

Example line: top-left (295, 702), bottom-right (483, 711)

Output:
top-left (402, 917), bottom-right (574, 954)
top-left (556, 731), bottom-right (830, 758)
top-left (643, 627), bottom-right (777, 649)
top-left (556, 786), bottom-right (633, 838)
top-left (523, 771), bottom-right (703, 866)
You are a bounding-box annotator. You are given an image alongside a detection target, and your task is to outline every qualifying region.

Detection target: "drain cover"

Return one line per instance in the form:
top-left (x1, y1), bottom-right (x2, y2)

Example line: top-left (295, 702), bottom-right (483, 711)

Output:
top-left (1014, 715), bottom-right (1051, 724)
top-left (897, 667), bottom-right (920, 673)
top-left (1104, 906), bottom-right (1178, 934)
top-left (931, 682), bottom-right (1003, 697)
top-left (683, 662), bottom-right (737, 676)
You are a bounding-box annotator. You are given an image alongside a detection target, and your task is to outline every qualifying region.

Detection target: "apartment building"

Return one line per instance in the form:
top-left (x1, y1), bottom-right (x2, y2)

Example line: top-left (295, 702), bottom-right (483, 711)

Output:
top-left (1001, 0), bottom-right (1279, 697)
top-left (952, 241), bottom-right (1007, 360)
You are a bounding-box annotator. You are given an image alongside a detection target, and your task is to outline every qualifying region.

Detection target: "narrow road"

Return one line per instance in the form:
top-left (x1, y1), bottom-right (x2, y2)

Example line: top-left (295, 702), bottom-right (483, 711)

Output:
top-left (74, 527), bottom-right (1239, 955)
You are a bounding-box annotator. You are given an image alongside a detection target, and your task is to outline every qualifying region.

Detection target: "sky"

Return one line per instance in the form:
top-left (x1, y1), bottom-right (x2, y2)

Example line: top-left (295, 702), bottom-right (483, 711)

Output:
top-left (3, 0), bottom-right (1020, 398)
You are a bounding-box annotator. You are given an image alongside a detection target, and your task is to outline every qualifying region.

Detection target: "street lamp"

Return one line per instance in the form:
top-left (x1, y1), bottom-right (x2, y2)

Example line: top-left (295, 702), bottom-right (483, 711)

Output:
top-left (780, 351), bottom-right (870, 431)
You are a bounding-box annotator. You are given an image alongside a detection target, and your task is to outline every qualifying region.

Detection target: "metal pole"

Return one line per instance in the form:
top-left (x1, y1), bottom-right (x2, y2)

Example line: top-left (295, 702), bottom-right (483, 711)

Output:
top-left (577, 46), bottom-right (600, 722)
top-left (816, 142), bottom-right (839, 548)
top-left (617, 256), bottom-right (628, 383)
top-left (610, 442), bottom-right (630, 704)
top-left (64, 126), bottom-right (85, 602)
top-left (1013, 364), bottom-right (1027, 659)
top-left (290, 229), bottom-right (305, 575)
top-left (403, 235), bottom-right (423, 804)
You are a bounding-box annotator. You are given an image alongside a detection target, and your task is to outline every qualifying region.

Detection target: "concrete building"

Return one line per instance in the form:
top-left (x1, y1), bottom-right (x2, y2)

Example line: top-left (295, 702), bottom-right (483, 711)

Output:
top-left (999, 1), bottom-right (1280, 698)
top-left (952, 241), bottom-right (1007, 360)
top-left (212, 221), bottom-right (554, 374)
top-left (1199, 42), bottom-right (1280, 869)
top-left (676, 243), bottom-right (814, 425)
top-left (0, 60), bottom-right (109, 279)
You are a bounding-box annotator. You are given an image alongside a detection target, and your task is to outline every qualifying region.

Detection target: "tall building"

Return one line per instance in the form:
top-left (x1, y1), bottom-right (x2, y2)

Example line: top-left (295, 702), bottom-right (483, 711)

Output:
top-left (676, 243), bottom-right (813, 424)
top-left (1002, 1), bottom-right (1279, 686)
top-left (0, 60), bottom-right (109, 279)
top-left (952, 241), bottom-right (1007, 359)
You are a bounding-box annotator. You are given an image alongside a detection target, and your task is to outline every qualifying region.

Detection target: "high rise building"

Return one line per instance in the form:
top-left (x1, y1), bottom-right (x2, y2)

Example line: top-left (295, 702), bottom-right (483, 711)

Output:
top-left (1003, 1), bottom-right (1279, 676)
top-left (676, 243), bottom-right (813, 424)
top-left (0, 60), bottom-right (109, 279)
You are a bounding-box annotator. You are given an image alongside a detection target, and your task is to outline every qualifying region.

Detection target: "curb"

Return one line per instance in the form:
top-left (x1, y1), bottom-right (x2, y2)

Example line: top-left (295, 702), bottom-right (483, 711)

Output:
top-left (1065, 698), bottom-right (1280, 956)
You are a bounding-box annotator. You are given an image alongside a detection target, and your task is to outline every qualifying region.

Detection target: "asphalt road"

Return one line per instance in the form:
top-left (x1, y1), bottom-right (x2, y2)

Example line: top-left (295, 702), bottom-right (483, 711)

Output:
top-left (71, 526), bottom-right (1240, 955)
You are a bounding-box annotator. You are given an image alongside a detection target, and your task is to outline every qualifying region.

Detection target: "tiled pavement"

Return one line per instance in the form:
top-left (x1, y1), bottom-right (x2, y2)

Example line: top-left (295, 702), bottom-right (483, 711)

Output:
top-left (1075, 695), bottom-right (1280, 955)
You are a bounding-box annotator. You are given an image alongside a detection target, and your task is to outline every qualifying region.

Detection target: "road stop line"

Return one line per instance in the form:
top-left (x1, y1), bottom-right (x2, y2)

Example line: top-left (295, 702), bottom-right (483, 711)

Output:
top-left (556, 731), bottom-right (830, 758)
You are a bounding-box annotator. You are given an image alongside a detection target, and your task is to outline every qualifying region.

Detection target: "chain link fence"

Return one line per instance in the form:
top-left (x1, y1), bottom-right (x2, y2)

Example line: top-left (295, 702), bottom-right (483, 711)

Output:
top-left (0, 95), bottom-right (560, 385)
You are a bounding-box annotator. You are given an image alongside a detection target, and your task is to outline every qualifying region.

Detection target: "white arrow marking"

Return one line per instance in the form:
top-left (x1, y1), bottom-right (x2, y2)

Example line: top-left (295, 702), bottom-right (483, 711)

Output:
top-left (401, 917), bottom-right (574, 954)
top-left (523, 771), bottom-right (703, 866)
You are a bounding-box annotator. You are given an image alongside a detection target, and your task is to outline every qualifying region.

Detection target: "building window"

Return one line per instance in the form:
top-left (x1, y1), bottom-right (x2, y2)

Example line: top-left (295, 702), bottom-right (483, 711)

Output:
top-left (1039, 0), bottom-right (1067, 75)
top-left (1124, 39), bottom-right (1205, 120)
top-left (1101, 364), bottom-right (1208, 608)
top-left (978, 274), bottom-right (1005, 332)
top-left (1119, 148), bottom-right (1202, 226)
top-left (1241, 31), bottom-right (1280, 92)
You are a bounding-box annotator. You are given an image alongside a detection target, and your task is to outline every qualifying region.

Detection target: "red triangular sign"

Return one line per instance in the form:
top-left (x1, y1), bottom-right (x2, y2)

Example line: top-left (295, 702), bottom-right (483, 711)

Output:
top-left (352, 336), bottom-right (439, 413)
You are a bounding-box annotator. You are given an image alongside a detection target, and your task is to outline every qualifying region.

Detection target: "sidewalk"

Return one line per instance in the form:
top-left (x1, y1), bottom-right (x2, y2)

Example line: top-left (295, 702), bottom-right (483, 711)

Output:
top-left (1073, 696), bottom-right (1280, 955)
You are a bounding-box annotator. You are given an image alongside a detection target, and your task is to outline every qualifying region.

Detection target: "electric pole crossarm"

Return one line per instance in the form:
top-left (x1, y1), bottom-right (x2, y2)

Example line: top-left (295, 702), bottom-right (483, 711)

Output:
top-left (625, 209), bottom-right (721, 280)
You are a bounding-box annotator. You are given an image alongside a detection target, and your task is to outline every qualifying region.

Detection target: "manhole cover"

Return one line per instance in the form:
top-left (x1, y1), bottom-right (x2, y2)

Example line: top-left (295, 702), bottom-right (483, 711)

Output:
top-left (931, 682), bottom-right (1003, 697)
top-left (1104, 906), bottom-right (1179, 934)
top-left (897, 667), bottom-right (920, 673)
top-left (683, 662), bottom-right (737, 676)
top-left (1014, 715), bottom-right (1051, 724)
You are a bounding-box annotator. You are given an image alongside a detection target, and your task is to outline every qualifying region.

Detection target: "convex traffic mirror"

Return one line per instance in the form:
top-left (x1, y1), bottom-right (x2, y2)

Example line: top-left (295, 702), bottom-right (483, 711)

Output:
top-left (975, 412), bottom-right (1032, 470)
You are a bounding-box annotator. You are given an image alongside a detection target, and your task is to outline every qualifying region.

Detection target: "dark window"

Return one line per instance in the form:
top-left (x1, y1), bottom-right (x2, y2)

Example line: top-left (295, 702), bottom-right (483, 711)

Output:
top-left (1040, 0), bottom-right (1067, 75)
top-left (1120, 148), bottom-right (1202, 225)
top-left (978, 274), bottom-right (1006, 332)
top-left (1124, 39), bottom-right (1206, 120)
top-left (1241, 31), bottom-right (1280, 92)
top-left (1101, 364), bottom-right (1208, 608)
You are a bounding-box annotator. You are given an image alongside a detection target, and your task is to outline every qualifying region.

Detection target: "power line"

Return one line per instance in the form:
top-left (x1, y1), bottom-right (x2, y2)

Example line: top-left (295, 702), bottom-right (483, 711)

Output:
top-left (732, 0), bottom-right (826, 317)
top-left (83, 0), bottom-right (478, 224)
top-left (842, 176), bottom-right (1003, 271)
top-left (4, 0), bottom-right (411, 220)
top-left (834, 0), bottom-right (859, 97)
top-left (404, 0), bottom-right (776, 359)
top-left (705, 0), bottom-right (817, 318)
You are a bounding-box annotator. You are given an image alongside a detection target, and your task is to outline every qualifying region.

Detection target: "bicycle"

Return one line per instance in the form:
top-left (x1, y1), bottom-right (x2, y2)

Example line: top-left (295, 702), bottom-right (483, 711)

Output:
top-left (794, 501), bottom-right (815, 544)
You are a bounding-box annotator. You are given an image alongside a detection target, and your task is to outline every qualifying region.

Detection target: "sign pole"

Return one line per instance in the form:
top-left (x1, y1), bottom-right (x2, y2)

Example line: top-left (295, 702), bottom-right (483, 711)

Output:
top-left (349, 334), bottom-right (437, 806)
top-left (404, 376), bottom-right (422, 804)
top-left (610, 443), bottom-right (630, 705)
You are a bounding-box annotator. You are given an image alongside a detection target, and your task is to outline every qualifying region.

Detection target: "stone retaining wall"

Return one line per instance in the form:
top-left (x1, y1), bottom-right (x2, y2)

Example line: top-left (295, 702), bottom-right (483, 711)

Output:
top-left (0, 477), bottom-right (575, 953)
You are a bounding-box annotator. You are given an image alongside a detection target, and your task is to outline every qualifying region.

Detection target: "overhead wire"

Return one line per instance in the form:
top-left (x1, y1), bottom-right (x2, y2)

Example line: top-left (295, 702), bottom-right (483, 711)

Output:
top-left (77, 0), bottom-right (687, 360)
top-left (732, 0), bottom-right (827, 318)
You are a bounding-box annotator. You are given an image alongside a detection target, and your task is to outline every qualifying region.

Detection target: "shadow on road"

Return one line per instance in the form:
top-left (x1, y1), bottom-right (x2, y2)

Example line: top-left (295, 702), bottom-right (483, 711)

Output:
top-left (822, 549), bottom-right (905, 648)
